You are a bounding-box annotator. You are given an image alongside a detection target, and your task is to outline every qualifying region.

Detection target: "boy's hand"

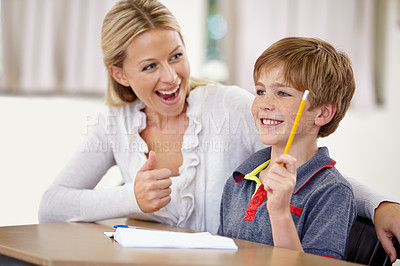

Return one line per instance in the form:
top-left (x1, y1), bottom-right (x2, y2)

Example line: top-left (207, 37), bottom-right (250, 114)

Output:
top-left (260, 154), bottom-right (297, 217)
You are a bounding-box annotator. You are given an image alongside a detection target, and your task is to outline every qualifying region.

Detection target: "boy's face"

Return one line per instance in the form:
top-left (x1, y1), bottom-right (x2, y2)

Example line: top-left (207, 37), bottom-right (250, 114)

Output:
top-left (252, 65), bottom-right (318, 148)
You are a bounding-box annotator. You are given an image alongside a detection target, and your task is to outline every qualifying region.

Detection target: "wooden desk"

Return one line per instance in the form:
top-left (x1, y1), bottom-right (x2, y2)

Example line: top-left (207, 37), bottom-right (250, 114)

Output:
top-left (0, 218), bottom-right (359, 266)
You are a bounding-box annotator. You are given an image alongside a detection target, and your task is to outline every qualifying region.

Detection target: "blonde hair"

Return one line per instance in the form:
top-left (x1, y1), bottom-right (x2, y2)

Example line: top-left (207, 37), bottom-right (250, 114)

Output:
top-left (253, 37), bottom-right (355, 138)
top-left (101, 0), bottom-right (212, 106)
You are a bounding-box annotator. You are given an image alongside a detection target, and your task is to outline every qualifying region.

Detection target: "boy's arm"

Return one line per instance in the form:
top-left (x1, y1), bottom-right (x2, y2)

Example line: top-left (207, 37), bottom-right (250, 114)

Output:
top-left (269, 210), bottom-right (303, 252)
top-left (260, 154), bottom-right (303, 252)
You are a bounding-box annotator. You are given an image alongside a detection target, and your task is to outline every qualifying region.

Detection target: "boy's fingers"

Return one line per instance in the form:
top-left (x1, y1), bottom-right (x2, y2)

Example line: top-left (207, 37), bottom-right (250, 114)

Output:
top-left (275, 154), bottom-right (297, 174)
top-left (265, 172), bottom-right (285, 185)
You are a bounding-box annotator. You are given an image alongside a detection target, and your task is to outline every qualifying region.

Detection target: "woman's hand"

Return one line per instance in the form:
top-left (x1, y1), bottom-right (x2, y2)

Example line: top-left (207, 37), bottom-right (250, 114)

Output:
top-left (134, 151), bottom-right (172, 213)
top-left (374, 201), bottom-right (400, 263)
top-left (260, 154), bottom-right (297, 217)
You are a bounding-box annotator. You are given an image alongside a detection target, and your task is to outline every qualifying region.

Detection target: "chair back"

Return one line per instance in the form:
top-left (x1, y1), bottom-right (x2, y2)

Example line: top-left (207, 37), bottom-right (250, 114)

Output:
top-left (347, 216), bottom-right (399, 266)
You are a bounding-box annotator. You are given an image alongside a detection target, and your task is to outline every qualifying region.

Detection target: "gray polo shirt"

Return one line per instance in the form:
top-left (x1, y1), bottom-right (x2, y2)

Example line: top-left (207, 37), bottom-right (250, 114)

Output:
top-left (218, 146), bottom-right (356, 260)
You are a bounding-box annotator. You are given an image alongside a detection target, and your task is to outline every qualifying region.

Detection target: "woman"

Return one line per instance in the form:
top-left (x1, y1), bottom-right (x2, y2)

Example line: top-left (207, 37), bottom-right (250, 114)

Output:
top-left (39, 0), bottom-right (399, 261)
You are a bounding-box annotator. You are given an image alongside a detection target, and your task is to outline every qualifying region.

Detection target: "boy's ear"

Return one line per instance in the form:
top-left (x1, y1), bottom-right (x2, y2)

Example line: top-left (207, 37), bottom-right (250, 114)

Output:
top-left (109, 65), bottom-right (130, 87)
top-left (315, 103), bottom-right (337, 126)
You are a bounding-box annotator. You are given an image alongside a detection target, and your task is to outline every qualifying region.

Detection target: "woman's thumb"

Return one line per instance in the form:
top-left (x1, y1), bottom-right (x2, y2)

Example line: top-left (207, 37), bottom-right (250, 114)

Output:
top-left (139, 151), bottom-right (157, 172)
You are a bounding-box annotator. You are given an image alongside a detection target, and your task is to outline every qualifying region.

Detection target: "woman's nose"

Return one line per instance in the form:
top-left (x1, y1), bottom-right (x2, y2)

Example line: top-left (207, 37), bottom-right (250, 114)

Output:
top-left (160, 64), bottom-right (177, 84)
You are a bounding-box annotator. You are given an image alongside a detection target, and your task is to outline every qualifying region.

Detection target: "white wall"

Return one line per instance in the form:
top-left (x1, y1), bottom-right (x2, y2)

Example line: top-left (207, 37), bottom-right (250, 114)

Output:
top-left (318, 0), bottom-right (400, 203)
top-left (0, 96), bottom-right (105, 226)
top-left (164, 0), bottom-right (207, 78)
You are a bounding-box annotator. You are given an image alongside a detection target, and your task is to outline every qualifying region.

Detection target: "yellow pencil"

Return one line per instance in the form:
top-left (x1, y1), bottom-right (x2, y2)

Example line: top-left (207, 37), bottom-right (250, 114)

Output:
top-left (283, 90), bottom-right (310, 155)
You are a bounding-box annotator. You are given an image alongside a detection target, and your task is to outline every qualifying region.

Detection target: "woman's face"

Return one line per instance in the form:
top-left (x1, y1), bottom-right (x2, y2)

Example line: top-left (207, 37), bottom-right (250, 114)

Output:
top-left (111, 29), bottom-right (190, 118)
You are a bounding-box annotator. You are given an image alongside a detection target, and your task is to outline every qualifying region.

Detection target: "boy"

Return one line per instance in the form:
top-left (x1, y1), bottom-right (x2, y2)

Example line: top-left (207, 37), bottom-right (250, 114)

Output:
top-left (218, 37), bottom-right (356, 260)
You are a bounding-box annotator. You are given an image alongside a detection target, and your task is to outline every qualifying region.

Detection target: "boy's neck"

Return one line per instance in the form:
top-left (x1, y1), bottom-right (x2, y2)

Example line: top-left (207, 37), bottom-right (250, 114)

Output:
top-left (270, 139), bottom-right (319, 169)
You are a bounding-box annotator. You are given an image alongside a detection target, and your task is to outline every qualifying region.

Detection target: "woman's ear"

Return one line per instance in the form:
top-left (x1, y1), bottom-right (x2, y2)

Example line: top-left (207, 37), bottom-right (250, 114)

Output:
top-left (315, 103), bottom-right (337, 126)
top-left (109, 65), bottom-right (130, 87)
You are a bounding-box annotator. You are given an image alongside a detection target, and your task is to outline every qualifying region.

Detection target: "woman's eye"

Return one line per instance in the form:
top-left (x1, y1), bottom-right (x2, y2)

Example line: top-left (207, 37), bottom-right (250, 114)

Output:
top-left (278, 91), bottom-right (290, 97)
top-left (256, 89), bottom-right (266, 96)
top-left (171, 53), bottom-right (183, 61)
top-left (142, 64), bottom-right (156, 71)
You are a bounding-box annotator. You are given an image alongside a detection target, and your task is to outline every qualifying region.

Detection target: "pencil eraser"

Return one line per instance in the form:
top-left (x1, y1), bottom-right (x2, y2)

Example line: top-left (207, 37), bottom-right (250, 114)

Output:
top-left (303, 90), bottom-right (310, 100)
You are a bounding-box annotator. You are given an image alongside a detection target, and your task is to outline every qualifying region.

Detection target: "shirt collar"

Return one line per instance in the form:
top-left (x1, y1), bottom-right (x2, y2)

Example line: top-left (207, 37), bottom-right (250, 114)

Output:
top-left (294, 146), bottom-right (335, 193)
top-left (232, 146), bottom-right (335, 193)
top-left (232, 147), bottom-right (271, 183)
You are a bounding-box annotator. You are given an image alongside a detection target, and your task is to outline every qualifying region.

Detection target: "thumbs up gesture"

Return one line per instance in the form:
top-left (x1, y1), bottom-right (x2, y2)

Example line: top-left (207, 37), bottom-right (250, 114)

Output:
top-left (134, 151), bottom-right (172, 213)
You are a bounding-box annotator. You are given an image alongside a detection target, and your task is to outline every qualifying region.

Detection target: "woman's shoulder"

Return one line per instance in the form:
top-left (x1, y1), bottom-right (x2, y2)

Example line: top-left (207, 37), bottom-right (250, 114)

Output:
top-left (92, 100), bottom-right (146, 135)
top-left (100, 99), bottom-right (144, 118)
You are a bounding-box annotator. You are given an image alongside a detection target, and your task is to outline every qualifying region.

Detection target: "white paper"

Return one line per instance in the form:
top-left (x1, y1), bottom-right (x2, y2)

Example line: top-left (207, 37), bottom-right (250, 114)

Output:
top-left (104, 232), bottom-right (115, 238)
top-left (113, 227), bottom-right (238, 250)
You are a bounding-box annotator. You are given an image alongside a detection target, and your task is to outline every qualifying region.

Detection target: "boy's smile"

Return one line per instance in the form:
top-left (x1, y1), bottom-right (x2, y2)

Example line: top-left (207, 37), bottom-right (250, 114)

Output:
top-left (261, 118), bottom-right (283, 126)
top-left (252, 65), bottom-right (316, 150)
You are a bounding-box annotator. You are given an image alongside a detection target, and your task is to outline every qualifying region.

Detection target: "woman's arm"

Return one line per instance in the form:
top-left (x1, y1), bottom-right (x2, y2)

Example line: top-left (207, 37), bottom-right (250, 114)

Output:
top-left (345, 175), bottom-right (400, 262)
top-left (345, 175), bottom-right (394, 220)
top-left (38, 110), bottom-right (141, 223)
top-left (374, 201), bottom-right (400, 263)
top-left (38, 144), bottom-right (138, 222)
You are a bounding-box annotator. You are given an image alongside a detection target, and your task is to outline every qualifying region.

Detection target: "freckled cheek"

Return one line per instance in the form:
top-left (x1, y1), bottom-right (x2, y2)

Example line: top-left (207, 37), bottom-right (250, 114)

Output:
top-left (251, 100), bottom-right (258, 121)
top-left (285, 103), bottom-right (300, 121)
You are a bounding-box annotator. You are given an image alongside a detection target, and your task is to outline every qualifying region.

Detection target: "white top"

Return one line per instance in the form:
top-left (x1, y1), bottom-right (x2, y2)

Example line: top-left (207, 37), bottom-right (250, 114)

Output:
top-left (38, 84), bottom-right (389, 233)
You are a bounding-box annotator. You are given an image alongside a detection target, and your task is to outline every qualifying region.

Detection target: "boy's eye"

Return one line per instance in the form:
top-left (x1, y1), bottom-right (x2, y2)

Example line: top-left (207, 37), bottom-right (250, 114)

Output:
top-left (171, 53), bottom-right (183, 61)
top-left (142, 63), bottom-right (156, 71)
top-left (256, 89), bottom-right (266, 96)
top-left (278, 91), bottom-right (290, 97)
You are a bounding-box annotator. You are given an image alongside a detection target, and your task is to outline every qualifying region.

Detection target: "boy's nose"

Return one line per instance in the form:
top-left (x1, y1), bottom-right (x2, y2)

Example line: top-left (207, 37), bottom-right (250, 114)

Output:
top-left (259, 94), bottom-right (275, 111)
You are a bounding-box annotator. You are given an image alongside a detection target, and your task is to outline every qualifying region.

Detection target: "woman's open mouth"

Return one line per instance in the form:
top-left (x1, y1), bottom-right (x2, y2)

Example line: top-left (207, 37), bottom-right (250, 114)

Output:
top-left (155, 85), bottom-right (180, 103)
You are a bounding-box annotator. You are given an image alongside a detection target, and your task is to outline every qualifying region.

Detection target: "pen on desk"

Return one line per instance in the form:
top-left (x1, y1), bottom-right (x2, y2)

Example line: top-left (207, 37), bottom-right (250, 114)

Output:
top-left (113, 225), bottom-right (158, 231)
top-left (114, 225), bottom-right (129, 228)
top-left (282, 90), bottom-right (310, 158)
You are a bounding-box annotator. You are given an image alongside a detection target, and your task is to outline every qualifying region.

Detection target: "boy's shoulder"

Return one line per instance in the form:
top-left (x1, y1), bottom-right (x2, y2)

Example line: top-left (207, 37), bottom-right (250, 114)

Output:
top-left (295, 146), bottom-right (353, 195)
